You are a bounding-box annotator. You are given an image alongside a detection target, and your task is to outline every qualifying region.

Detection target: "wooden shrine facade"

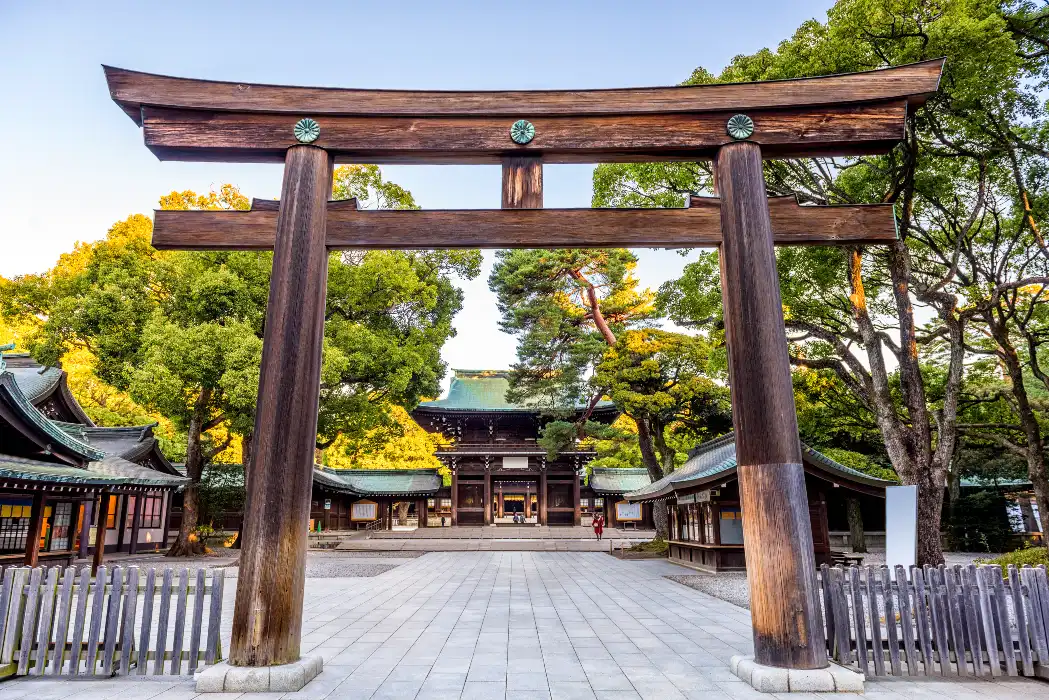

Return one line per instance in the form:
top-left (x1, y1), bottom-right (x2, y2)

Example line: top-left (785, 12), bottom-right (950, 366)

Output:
top-left (411, 370), bottom-right (618, 527)
top-left (0, 352), bottom-right (186, 571)
top-left (105, 60), bottom-right (943, 671)
top-left (626, 434), bottom-right (888, 572)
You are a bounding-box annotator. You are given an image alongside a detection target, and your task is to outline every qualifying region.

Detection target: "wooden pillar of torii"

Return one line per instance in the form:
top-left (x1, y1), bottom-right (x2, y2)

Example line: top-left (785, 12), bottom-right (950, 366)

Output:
top-left (104, 59), bottom-right (942, 670)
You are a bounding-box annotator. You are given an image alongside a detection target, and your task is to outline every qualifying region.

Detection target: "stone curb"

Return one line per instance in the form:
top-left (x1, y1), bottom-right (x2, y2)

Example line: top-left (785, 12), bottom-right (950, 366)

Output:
top-left (730, 655), bottom-right (864, 693)
top-left (195, 655), bottom-right (323, 693)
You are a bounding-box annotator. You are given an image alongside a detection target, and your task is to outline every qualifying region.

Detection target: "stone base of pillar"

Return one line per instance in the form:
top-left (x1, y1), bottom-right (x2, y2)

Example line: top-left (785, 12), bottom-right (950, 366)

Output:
top-left (729, 656), bottom-right (863, 693)
top-left (196, 656), bottom-right (323, 693)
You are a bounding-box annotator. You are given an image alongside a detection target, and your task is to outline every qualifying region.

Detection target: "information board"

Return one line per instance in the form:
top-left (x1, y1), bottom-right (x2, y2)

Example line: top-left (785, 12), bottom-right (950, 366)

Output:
top-left (615, 501), bottom-right (642, 521)
top-left (351, 500), bottom-right (378, 522)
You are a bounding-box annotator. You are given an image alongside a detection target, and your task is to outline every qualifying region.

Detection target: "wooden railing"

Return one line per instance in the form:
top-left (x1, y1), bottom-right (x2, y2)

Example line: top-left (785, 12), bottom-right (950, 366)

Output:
top-left (819, 563), bottom-right (1049, 677)
top-left (0, 565), bottom-right (225, 678)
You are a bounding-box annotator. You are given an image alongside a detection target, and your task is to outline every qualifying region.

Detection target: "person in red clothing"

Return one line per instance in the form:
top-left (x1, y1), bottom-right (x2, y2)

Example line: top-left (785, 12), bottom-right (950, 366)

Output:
top-left (593, 513), bottom-right (605, 541)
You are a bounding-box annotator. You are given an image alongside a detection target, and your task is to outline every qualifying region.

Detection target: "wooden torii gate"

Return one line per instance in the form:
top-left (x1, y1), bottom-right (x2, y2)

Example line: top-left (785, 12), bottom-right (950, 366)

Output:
top-left (105, 60), bottom-right (942, 672)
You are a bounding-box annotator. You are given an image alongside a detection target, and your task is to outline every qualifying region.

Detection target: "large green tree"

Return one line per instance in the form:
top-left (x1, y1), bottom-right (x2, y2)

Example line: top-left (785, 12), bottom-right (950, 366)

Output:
top-left (3, 169), bottom-right (481, 555)
top-left (595, 0), bottom-right (1049, 565)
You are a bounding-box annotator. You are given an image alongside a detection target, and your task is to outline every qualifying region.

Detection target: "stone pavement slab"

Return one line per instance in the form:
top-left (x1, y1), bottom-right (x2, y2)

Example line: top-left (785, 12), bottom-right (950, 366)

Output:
top-left (4, 552), bottom-right (1049, 699)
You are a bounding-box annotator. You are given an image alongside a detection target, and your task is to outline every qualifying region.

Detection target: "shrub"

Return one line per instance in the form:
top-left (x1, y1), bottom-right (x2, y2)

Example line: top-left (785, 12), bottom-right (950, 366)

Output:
top-left (978, 543), bottom-right (1048, 569)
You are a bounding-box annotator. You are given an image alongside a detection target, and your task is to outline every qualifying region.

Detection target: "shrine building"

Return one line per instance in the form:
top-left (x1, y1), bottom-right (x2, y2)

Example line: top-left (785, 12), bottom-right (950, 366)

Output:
top-left (625, 432), bottom-right (889, 572)
top-left (412, 369), bottom-right (630, 527)
top-left (0, 353), bottom-right (187, 567)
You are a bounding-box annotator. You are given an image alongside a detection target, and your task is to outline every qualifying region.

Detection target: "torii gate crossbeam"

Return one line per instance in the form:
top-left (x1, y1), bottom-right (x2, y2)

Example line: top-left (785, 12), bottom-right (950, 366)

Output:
top-left (104, 59), bottom-right (942, 680)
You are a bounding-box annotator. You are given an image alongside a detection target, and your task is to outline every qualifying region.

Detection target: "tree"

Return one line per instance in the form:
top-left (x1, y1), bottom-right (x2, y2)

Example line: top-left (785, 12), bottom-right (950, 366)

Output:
top-left (3, 187), bottom-right (266, 555)
top-left (2, 169), bottom-right (481, 554)
top-left (593, 0), bottom-right (1049, 565)
top-left (317, 166), bottom-right (482, 455)
top-left (489, 250), bottom-right (730, 538)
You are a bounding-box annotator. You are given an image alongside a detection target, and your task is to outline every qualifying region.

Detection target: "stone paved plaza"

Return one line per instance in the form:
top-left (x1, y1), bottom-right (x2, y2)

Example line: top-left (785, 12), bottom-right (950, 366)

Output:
top-left (326, 526), bottom-right (656, 552)
top-left (3, 552), bottom-right (1049, 699)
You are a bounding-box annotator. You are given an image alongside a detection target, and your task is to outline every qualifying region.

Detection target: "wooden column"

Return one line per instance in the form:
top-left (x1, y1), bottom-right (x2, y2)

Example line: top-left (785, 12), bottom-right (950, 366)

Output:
top-left (161, 491), bottom-right (172, 548)
top-left (715, 141), bottom-right (826, 670)
top-left (501, 156), bottom-right (543, 209)
top-left (128, 494), bottom-right (142, 555)
top-left (417, 499), bottom-right (427, 528)
top-left (539, 471), bottom-right (548, 526)
top-left (230, 144), bottom-right (333, 668)
top-left (24, 493), bottom-right (45, 567)
top-left (451, 471), bottom-right (458, 526)
top-left (524, 486), bottom-right (531, 519)
top-left (497, 492), bottom-right (504, 518)
top-left (78, 499), bottom-right (91, 558)
top-left (93, 493), bottom-right (110, 574)
top-left (483, 471), bottom-right (492, 525)
top-left (572, 473), bottom-right (581, 526)
top-left (115, 495), bottom-right (128, 551)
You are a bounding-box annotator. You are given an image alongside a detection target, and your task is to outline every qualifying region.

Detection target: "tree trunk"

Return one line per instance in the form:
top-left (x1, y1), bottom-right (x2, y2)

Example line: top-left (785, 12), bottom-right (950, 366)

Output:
top-left (167, 389), bottom-right (211, 557)
top-left (989, 315), bottom-right (1049, 552)
top-left (229, 431), bottom-right (253, 551)
top-left (847, 244), bottom-right (953, 566)
top-left (635, 416), bottom-right (669, 539)
top-left (915, 472), bottom-right (947, 565)
top-left (397, 501), bottom-right (409, 526)
top-left (845, 497), bottom-right (867, 553)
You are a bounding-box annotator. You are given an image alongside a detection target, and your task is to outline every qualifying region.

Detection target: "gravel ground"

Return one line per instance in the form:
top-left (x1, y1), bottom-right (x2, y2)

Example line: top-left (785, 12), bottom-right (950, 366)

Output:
top-left (666, 550), bottom-right (996, 610)
top-left (318, 549), bottom-right (426, 558)
top-left (667, 571), bottom-right (751, 609)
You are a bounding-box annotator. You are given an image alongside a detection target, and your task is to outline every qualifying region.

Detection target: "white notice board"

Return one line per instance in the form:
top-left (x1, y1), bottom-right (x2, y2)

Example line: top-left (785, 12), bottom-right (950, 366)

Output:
top-left (616, 501), bottom-right (642, 521)
top-left (351, 501), bottom-right (378, 522)
top-left (885, 485), bottom-right (918, 571)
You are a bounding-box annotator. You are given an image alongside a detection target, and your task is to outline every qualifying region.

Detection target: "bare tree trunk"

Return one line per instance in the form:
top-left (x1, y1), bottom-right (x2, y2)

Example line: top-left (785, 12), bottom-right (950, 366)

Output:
top-left (636, 416), bottom-right (669, 539)
top-left (168, 389), bottom-right (211, 557)
top-left (845, 497), bottom-right (867, 553)
top-left (397, 501), bottom-right (409, 526)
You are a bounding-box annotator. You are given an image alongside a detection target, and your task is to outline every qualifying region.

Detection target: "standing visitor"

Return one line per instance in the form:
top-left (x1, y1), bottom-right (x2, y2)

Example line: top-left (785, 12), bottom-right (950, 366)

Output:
top-left (593, 513), bottom-right (605, 541)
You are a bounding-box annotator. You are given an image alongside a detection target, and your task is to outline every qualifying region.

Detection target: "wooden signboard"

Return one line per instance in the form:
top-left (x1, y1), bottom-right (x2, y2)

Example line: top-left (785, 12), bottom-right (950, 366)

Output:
top-left (615, 501), bottom-right (642, 522)
top-left (350, 500), bottom-right (378, 522)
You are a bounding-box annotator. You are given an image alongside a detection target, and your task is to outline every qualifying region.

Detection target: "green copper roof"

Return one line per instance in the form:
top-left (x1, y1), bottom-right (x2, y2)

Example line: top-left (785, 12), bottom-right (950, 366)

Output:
top-left (0, 456), bottom-right (126, 485)
top-left (314, 468), bottom-right (442, 496)
top-left (0, 455), bottom-right (186, 488)
top-left (590, 468), bottom-right (651, 495)
top-left (0, 372), bottom-right (106, 461)
top-left (6, 364), bottom-right (63, 402)
top-left (626, 432), bottom-right (891, 501)
top-left (417, 369), bottom-right (614, 413)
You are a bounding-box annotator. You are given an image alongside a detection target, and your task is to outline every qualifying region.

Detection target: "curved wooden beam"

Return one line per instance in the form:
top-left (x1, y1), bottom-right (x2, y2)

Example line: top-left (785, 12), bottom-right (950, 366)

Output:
top-left (105, 60), bottom-right (943, 122)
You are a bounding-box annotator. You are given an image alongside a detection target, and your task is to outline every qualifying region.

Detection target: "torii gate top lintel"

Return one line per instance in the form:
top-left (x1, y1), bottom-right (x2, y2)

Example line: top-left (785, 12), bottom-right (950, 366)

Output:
top-left (103, 59), bottom-right (943, 164)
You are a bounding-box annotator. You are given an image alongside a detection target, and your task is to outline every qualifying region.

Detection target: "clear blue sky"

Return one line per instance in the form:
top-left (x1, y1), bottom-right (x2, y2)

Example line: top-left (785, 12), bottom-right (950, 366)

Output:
top-left (0, 0), bottom-right (832, 383)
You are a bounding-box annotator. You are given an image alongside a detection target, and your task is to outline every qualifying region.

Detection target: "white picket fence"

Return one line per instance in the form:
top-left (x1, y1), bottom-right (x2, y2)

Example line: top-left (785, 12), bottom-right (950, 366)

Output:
top-left (820, 563), bottom-right (1049, 677)
top-left (0, 565), bottom-right (225, 678)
